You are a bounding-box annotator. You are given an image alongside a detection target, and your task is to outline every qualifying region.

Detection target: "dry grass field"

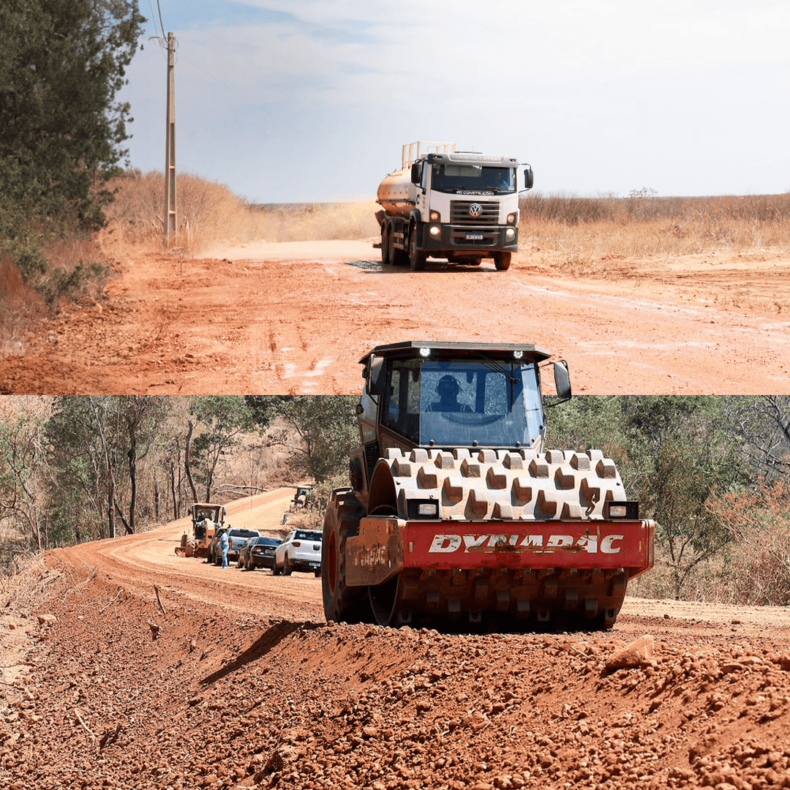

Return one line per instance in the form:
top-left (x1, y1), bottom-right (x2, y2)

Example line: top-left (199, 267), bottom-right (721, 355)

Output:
top-left (102, 170), bottom-right (379, 254)
top-left (518, 191), bottom-right (790, 281)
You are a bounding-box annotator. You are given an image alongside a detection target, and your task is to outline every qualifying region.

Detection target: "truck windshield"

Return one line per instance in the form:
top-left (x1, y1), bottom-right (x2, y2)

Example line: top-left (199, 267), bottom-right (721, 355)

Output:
top-left (383, 359), bottom-right (543, 447)
top-left (431, 164), bottom-right (515, 193)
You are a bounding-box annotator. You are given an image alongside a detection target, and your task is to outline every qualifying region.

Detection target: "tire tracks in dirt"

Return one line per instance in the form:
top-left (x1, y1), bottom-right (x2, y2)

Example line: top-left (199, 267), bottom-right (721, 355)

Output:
top-left (1, 245), bottom-right (789, 395)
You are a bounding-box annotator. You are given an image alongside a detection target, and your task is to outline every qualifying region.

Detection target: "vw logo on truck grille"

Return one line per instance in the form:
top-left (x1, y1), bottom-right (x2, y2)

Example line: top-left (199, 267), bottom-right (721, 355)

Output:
top-left (468, 203), bottom-right (483, 218)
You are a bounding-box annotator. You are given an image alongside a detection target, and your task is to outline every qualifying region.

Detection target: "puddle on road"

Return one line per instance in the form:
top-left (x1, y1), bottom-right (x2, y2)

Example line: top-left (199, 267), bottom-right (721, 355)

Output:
top-left (342, 260), bottom-right (383, 271)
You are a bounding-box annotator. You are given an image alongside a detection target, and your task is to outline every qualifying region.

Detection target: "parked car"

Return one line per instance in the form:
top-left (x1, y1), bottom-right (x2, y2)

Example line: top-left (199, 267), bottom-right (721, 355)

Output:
top-left (209, 527), bottom-right (260, 565)
top-left (238, 536), bottom-right (282, 570)
top-left (273, 529), bottom-right (322, 577)
top-left (207, 527), bottom-right (226, 565)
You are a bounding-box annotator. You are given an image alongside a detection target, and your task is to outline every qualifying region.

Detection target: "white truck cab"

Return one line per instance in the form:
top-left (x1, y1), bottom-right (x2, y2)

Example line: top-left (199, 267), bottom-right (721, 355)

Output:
top-left (376, 142), bottom-right (533, 271)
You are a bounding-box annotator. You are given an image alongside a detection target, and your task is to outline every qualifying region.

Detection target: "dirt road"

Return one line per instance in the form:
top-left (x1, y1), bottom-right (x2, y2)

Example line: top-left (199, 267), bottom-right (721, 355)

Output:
top-left (2, 241), bottom-right (789, 395)
top-left (64, 488), bottom-right (321, 621)
top-left (4, 496), bottom-right (790, 789)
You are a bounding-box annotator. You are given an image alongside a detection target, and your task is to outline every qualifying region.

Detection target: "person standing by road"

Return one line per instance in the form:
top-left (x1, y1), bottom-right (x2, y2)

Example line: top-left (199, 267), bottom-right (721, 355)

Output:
top-left (220, 530), bottom-right (230, 569)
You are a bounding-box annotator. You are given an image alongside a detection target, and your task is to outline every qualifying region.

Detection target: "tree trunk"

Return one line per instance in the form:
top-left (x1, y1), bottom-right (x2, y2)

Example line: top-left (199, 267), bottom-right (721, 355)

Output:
top-left (127, 443), bottom-right (137, 534)
top-left (114, 498), bottom-right (132, 535)
top-left (108, 486), bottom-right (116, 539)
top-left (154, 476), bottom-right (161, 522)
top-left (185, 420), bottom-right (198, 503)
top-left (169, 460), bottom-right (179, 520)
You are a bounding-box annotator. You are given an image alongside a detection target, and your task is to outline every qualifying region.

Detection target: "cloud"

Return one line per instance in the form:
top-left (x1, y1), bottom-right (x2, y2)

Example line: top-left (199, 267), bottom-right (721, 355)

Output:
top-left (124, 1), bottom-right (790, 201)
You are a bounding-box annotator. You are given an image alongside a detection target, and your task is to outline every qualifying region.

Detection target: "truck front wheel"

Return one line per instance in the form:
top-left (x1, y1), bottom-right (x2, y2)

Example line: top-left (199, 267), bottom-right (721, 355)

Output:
top-left (409, 228), bottom-right (427, 271)
top-left (494, 252), bottom-right (512, 271)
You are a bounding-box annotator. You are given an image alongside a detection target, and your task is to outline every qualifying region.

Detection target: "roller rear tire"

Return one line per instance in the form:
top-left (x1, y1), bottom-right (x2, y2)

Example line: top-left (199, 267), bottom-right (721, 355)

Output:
top-left (322, 494), bottom-right (372, 623)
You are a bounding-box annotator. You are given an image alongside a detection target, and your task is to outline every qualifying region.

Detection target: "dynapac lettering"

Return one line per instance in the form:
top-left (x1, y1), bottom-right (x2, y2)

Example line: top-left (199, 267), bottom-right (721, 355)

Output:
top-left (428, 533), bottom-right (624, 555)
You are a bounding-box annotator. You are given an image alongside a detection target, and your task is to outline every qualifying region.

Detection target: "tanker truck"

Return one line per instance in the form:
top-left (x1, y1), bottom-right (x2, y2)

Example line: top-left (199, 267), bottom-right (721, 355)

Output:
top-left (376, 142), bottom-right (534, 271)
top-left (322, 341), bottom-right (655, 631)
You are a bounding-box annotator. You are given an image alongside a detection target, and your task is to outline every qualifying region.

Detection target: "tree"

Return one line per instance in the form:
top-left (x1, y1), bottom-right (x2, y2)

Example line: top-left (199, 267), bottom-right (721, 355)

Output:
top-left (246, 396), bottom-right (358, 483)
top-left (548, 395), bottom-right (749, 599)
top-left (0, 398), bottom-right (53, 561)
top-left (710, 479), bottom-right (790, 605)
top-left (0, 0), bottom-right (145, 276)
top-left (116, 396), bottom-right (167, 533)
top-left (728, 396), bottom-right (790, 482)
top-left (45, 395), bottom-right (165, 540)
top-left (189, 397), bottom-right (255, 501)
top-left (621, 397), bottom-right (746, 599)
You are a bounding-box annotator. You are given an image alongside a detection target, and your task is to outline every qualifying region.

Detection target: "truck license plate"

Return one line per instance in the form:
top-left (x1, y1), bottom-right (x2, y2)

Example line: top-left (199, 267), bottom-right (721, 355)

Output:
top-left (465, 233), bottom-right (483, 240)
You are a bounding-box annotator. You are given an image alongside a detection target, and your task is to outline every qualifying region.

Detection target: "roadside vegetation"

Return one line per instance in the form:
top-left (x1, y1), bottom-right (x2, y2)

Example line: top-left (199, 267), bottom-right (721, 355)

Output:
top-left (520, 189), bottom-right (790, 265)
top-left (102, 169), bottom-right (379, 254)
top-left (2, 394), bottom-right (790, 607)
top-left (0, 0), bottom-right (144, 351)
top-left (0, 395), bottom-right (357, 573)
top-left (548, 395), bottom-right (790, 605)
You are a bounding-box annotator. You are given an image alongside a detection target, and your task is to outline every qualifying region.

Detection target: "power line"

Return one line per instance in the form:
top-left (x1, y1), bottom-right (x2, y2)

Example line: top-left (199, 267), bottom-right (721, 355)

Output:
top-left (145, 0), bottom-right (168, 62)
top-left (156, 0), bottom-right (166, 42)
top-left (147, 0), bottom-right (161, 38)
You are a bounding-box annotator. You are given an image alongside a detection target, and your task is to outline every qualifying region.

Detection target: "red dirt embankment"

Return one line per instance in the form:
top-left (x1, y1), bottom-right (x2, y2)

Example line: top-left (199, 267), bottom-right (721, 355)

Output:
top-left (3, 497), bottom-right (790, 790)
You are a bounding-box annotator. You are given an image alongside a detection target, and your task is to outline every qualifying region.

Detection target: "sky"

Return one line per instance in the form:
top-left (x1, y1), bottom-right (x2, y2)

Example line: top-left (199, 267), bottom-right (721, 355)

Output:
top-left (123, 0), bottom-right (790, 204)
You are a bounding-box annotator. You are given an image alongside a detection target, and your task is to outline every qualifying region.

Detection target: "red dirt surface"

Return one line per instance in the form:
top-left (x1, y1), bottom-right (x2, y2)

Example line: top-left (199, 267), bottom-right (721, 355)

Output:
top-left (1, 242), bottom-right (789, 395)
top-left (4, 493), bottom-right (790, 789)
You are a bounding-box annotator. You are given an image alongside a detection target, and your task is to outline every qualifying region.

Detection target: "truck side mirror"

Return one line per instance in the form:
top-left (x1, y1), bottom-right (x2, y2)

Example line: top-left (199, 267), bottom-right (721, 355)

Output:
top-left (553, 360), bottom-right (571, 403)
top-left (367, 356), bottom-right (387, 397)
top-left (410, 162), bottom-right (422, 185)
top-left (523, 166), bottom-right (534, 190)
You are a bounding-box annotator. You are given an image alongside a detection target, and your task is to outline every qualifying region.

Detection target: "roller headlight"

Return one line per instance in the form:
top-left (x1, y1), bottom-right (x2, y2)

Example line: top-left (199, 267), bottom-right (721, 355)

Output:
top-left (604, 501), bottom-right (639, 520)
top-left (408, 499), bottom-right (439, 519)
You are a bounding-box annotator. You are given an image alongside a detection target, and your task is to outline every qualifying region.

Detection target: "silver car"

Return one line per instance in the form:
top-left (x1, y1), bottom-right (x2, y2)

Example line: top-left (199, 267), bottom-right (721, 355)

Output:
top-left (272, 529), bottom-right (322, 577)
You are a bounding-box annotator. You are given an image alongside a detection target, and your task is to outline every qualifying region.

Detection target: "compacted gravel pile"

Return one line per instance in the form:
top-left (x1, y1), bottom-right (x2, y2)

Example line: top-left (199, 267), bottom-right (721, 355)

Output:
top-left (3, 555), bottom-right (790, 790)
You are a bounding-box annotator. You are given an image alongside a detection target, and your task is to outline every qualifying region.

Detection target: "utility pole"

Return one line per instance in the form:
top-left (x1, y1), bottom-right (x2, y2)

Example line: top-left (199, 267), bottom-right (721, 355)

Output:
top-left (164, 31), bottom-right (177, 244)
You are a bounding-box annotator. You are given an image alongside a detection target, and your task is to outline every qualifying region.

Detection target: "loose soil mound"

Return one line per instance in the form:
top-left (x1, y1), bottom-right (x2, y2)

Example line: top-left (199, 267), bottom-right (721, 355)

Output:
top-left (4, 541), bottom-right (790, 789)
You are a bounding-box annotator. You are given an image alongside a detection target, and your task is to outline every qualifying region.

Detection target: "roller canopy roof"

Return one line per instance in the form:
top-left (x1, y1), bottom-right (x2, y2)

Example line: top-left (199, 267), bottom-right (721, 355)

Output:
top-left (359, 341), bottom-right (552, 366)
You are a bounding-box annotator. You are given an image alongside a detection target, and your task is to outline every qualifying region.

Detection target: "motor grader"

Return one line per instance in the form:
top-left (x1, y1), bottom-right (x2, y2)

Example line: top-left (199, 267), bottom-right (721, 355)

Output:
top-left (322, 341), bottom-right (654, 631)
top-left (185, 502), bottom-right (226, 558)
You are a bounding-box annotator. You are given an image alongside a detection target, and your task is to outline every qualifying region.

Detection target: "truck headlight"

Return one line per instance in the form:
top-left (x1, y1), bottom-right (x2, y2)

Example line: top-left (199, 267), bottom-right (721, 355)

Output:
top-left (429, 225), bottom-right (440, 236)
top-left (507, 213), bottom-right (517, 224)
top-left (505, 228), bottom-right (516, 238)
top-left (430, 211), bottom-right (441, 221)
